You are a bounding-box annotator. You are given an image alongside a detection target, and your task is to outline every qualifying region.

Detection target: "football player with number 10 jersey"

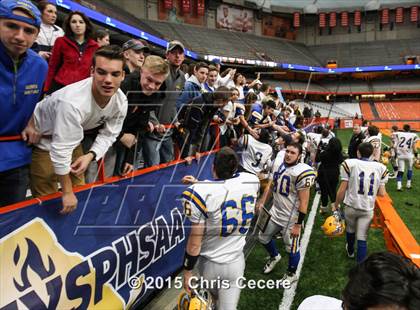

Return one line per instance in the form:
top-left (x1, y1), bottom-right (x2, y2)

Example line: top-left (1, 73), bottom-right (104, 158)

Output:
top-left (256, 142), bottom-right (316, 283)
top-left (334, 142), bottom-right (388, 263)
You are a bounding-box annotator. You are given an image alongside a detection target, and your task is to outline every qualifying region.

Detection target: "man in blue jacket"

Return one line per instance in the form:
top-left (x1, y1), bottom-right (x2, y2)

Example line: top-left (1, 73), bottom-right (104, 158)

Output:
top-left (176, 62), bottom-right (208, 111)
top-left (0, 0), bottom-right (47, 206)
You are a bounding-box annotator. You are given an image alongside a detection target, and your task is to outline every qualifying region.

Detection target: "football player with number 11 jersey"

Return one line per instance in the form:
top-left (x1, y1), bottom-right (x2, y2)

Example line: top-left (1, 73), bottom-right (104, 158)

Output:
top-left (334, 142), bottom-right (388, 263)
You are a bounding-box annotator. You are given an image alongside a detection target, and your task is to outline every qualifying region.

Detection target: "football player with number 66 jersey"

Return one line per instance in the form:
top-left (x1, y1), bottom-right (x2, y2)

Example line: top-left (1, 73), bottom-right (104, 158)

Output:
top-left (256, 142), bottom-right (316, 283)
top-left (334, 142), bottom-right (388, 263)
top-left (181, 147), bottom-right (260, 310)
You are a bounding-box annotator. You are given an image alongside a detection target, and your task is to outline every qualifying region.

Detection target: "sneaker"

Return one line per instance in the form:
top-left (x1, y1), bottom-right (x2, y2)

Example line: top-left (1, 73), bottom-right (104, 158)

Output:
top-left (346, 244), bottom-right (355, 258)
top-left (281, 272), bottom-right (298, 285)
top-left (263, 254), bottom-right (281, 274)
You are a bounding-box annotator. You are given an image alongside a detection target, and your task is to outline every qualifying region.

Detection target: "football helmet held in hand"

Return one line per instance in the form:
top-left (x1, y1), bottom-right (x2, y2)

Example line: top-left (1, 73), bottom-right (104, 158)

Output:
top-left (321, 212), bottom-right (345, 237)
top-left (178, 288), bottom-right (214, 310)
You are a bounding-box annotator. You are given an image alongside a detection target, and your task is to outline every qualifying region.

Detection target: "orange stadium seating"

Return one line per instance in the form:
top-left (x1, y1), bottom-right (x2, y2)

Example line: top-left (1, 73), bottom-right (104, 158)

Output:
top-left (375, 101), bottom-right (420, 120)
top-left (360, 102), bottom-right (375, 120)
top-left (360, 101), bottom-right (420, 130)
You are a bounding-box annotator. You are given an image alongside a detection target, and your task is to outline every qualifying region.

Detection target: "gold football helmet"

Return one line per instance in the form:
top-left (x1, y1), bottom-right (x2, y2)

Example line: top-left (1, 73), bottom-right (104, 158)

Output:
top-left (178, 289), bottom-right (214, 310)
top-left (321, 213), bottom-right (345, 237)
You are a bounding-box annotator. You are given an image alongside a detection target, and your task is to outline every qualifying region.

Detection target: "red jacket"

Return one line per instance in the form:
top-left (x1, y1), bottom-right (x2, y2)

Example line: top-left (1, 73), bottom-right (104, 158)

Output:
top-left (44, 36), bottom-right (98, 92)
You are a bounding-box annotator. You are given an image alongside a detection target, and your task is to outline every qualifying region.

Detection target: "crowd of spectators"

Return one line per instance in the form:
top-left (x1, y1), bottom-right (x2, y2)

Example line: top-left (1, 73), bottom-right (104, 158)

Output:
top-left (0, 0), bottom-right (329, 210)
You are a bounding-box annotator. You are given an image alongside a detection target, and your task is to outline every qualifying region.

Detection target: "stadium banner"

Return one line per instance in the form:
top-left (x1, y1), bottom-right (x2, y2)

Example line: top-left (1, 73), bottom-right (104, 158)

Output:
top-left (158, 0), bottom-right (204, 26)
top-left (293, 12), bottom-right (300, 28)
top-left (164, 0), bottom-right (173, 10)
top-left (216, 4), bottom-right (254, 33)
top-left (181, 0), bottom-right (191, 14)
top-left (262, 15), bottom-right (296, 40)
top-left (197, 0), bottom-right (205, 16)
top-left (0, 155), bottom-right (215, 309)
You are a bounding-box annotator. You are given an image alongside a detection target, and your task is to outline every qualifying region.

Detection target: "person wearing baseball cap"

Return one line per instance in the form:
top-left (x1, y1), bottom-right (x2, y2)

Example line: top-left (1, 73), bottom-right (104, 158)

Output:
top-left (0, 0), bottom-right (48, 207)
top-left (0, 0), bottom-right (42, 57)
top-left (122, 38), bottom-right (150, 73)
top-left (166, 40), bottom-right (185, 54)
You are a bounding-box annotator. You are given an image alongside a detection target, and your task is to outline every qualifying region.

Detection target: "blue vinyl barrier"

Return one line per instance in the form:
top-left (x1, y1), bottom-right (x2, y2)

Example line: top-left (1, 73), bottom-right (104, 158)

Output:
top-left (0, 154), bottom-right (215, 309)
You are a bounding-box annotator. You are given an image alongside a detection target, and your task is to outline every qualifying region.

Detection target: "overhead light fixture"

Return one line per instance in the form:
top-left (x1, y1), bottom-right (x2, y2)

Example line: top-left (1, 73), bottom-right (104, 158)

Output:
top-left (365, 0), bottom-right (380, 11)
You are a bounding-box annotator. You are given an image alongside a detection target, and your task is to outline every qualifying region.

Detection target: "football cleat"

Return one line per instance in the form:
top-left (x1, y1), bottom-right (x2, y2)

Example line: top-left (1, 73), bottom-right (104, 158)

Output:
top-left (388, 172), bottom-right (396, 179)
top-left (178, 288), bottom-right (214, 310)
top-left (281, 272), bottom-right (298, 285)
top-left (263, 254), bottom-right (281, 274)
top-left (346, 244), bottom-right (355, 258)
top-left (321, 213), bottom-right (345, 237)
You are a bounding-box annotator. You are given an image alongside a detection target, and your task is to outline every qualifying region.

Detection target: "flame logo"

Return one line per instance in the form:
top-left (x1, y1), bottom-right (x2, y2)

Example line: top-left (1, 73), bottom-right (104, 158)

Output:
top-left (0, 219), bottom-right (125, 309)
top-left (13, 238), bottom-right (55, 292)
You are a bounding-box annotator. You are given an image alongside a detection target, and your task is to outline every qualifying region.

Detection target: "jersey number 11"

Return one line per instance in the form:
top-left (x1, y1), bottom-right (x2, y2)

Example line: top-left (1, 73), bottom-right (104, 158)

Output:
top-left (358, 171), bottom-right (374, 196)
